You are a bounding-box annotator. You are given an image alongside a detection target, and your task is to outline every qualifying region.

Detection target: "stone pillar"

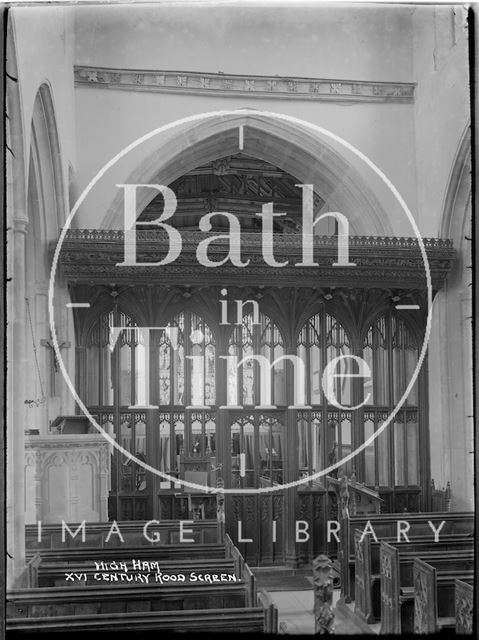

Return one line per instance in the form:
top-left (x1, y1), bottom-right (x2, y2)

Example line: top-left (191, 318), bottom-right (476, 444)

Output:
top-left (7, 215), bottom-right (28, 588)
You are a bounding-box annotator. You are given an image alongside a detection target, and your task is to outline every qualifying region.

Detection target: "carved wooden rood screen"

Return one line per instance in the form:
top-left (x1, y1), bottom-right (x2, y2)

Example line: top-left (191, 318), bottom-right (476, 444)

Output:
top-left (58, 228), bottom-right (454, 566)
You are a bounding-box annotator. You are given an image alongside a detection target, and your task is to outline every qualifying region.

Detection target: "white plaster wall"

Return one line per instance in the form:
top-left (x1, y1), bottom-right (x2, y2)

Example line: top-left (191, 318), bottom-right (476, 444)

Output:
top-left (412, 5), bottom-right (470, 236)
top-left (74, 4), bottom-right (414, 80)
top-left (72, 4), bottom-right (418, 235)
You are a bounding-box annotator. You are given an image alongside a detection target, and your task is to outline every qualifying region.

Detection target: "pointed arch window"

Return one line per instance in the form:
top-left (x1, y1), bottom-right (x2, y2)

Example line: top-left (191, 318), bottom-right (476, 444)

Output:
top-left (157, 311), bottom-right (216, 407)
top-left (296, 312), bottom-right (352, 479)
top-left (362, 315), bottom-right (418, 407)
top-left (362, 314), bottom-right (420, 488)
top-left (85, 310), bottom-right (141, 407)
top-left (155, 311), bottom-right (217, 471)
top-left (297, 312), bottom-right (351, 406)
top-left (227, 312), bottom-right (285, 406)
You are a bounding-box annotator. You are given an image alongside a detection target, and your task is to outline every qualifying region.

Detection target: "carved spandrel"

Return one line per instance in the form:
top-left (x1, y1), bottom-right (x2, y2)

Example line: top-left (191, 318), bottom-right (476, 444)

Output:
top-left (299, 495), bottom-right (311, 519)
top-left (380, 551), bottom-right (392, 579)
top-left (413, 569), bottom-right (428, 634)
top-left (328, 492), bottom-right (338, 522)
top-left (159, 498), bottom-right (172, 520)
top-left (355, 535), bottom-right (364, 563)
top-left (260, 497), bottom-right (269, 521)
top-left (455, 580), bottom-right (473, 634)
top-left (313, 495), bottom-right (322, 520)
top-left (272, 495), bottom-right (282, 519)
top-left (245, 496), bottom-right (255, 522)
top-left (232, 496), bottom-right (242, 521)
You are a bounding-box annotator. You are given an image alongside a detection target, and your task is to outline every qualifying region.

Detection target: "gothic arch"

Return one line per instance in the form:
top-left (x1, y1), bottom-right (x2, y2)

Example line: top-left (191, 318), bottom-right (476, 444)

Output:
top-left (6, 19), bottom-right (27, 229)
top-left (28, 82), bottom-right (66, 258)
top-left (101, 112), bottom-right (394, 236)
top-left (440, 125), bottom-right (471, 285)
top-left (23, 81), bottom-right (72, 437)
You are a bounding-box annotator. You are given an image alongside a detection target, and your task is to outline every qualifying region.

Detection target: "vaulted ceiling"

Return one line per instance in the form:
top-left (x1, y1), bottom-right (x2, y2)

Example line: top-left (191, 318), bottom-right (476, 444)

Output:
top-left (137, 153), bottom-right (325, 232)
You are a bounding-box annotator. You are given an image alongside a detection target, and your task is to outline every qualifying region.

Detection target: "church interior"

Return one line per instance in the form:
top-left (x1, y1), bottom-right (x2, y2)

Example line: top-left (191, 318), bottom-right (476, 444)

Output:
top-left (6, 3), bottom-right (474, 635)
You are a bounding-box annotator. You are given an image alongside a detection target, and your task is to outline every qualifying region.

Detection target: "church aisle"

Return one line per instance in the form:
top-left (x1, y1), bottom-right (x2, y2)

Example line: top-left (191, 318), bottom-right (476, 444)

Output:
top-left (261, 581), bottom-right (377, 634)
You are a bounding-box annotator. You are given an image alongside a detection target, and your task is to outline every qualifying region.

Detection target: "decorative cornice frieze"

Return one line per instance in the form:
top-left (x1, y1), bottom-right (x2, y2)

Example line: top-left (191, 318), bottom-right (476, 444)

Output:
top-left (25, 434), bottom-right (110, 448)
top-left (74, 66), bottom-right (415, 104)
top-left (57, 230), bottom-right (454, 290)
top-left (62, 229), bottom-right (453, 250)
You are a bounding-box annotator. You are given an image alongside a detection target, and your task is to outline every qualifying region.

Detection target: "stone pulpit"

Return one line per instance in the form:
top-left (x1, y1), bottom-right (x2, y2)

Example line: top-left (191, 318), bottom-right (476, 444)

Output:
top-left (24, 432), bottom-right (110, 524)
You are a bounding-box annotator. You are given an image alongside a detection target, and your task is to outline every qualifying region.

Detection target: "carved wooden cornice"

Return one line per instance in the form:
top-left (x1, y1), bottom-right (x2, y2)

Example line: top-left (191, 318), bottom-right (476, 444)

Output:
top-left (74, 66), bottom-right (415, 104)
top-left (57, 230), bottom-right (454, 291)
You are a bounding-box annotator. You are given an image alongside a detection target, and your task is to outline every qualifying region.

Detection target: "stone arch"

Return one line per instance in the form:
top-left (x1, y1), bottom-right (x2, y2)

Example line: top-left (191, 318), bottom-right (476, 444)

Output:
top-left (101, 111), bottom-right (396, 235)
top-left (440, 124), bottom-right (471, 284)
top-left (24, 82), bottom-right (73, 436)
top-left (28, 82), bottom-right (66, 258)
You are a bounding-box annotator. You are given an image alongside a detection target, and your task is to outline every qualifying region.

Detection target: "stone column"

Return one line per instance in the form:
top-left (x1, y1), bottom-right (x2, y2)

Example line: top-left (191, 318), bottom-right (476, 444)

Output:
top-left (7, 215), bottom-right (28, 588)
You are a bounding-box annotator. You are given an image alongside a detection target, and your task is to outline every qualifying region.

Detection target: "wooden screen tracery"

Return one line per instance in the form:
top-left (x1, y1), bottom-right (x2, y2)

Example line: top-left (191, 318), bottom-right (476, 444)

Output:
top-left (362, 314), bottom-right (421, 509)
top-left (157, 311), bottom-right (216, 407)
top-left (81, 297), bottom-right (427, 522)
top-left (227, 312), bottom-right (285, 406)
top-left (84, 309), bottom-right (151, 519)
top-left (295, 309), bottom-right (423, 510)
top-left (296, 312), bottom-right (353, 479)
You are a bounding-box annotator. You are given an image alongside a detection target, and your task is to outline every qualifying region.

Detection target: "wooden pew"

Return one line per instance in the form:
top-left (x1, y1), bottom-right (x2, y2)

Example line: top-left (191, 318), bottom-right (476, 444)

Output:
top-left (413, 558), bottom-right (473, 634)
top-left (7, 582), bottom-right (250, 617)
top-left (6, 607), bottom-right (272, 634)
top-left (37, 558), bottom-right (238, 587)
top-left (31, 533), bottom-right (245, 587)
top-left (258, 588), bottom-right (279, 635)
top-left (12, 526), bottom-right (273, 634)
top-left (353, 531), bottom-right (473, 623)
top-left (455, 579), bottom-right (473, 635)
top-left (379, 541), bottom-right (473, 634)
top-left (338, 511), bottom-right (474, 602)
top-left (26, 542), bottom-right (228, 564)
top-left (25, 520), bottom-right (218, 550)
top-left (8, 550), bottom-right (270, 633)
top-left (10, 532), bottom-right (258, 617)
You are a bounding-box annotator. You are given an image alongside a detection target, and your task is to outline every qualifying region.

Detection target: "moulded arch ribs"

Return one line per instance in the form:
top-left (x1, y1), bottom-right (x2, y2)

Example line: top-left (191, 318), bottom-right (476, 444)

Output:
top-left (439, 124), bottom-right (471, 287)
top-left (6, 15), bottom-right (27, 227)
top-left (102, 111), bottom-right (394, 236)
top-left (29, 82), bottom-right (67, 243)
top-left (440, 124), bottom-right (471, 241)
